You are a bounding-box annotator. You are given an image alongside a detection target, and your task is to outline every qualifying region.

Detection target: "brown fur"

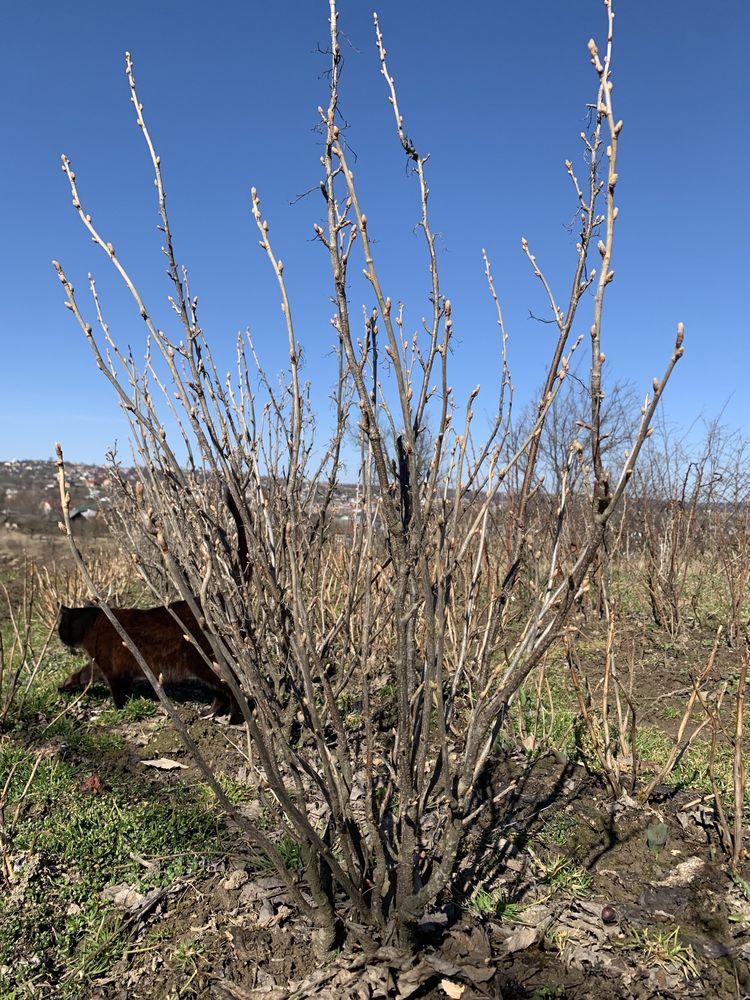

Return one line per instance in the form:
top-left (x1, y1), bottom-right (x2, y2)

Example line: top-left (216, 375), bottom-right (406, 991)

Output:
top-left (57, 601), bottom-right (241, 722)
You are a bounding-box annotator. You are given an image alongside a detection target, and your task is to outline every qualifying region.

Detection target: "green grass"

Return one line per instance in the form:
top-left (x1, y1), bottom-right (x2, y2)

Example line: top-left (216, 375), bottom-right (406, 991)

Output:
top-left (506, 668), bottom-right (579, 758)
top-left (0, 742), bottom-right (76, 803)
top-left (0, 792), bottom-right (225, 995)
top-left (539, 812), bottom-right (577, 847)
top-left (621, 925), bottom-right (697, 976)
top-left (19, 794), bottom-right (223, 885)
top-left (45, 715), bottom-right (125, 754)
top-left (530, 850), bottom-right (591, 898)
top-left (0, 707), bottom-right (228, 997)
top-left (196, 771), bottom-right (255, 808)
top-left (466, 888), bottom-right (523, 921)
top-left (276, 832), bottom-right (304, 871)
top-left (731, 871), bottom-right (750, 904)
top-left (635, 725), bottom-right (750, 807)
top-left (662, 706), bottom-right (681, 720)
top-left (2, 642), bottom-right (101, 723)
top-left (531, 987), bottom-right (565, 1000)
top-left (171, 935), bottom-right (206, 972)
top-left (97, 697), bottom-right (160, 725)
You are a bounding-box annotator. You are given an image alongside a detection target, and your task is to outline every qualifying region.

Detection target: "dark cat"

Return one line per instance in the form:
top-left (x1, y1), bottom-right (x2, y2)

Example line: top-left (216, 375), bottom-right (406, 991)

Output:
top-left (57, 601), bottom-right (242, 722)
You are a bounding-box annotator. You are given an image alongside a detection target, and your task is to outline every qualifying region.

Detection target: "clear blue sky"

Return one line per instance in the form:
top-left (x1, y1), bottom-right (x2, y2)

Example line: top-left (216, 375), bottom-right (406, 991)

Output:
top-left (2, 1), bottom-right (747, 466)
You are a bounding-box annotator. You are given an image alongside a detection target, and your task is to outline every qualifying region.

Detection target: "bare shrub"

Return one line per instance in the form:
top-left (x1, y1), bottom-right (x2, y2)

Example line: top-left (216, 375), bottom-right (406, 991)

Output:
top-left (53, 0), bottom-right (682, 948)
top-left (633, 420), bottom-right (750, 637)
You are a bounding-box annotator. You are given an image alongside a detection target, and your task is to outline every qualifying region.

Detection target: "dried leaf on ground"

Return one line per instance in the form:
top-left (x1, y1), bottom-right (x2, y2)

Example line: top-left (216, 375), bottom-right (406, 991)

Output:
top-left (439, 979), bottom-right (465, 999)
top-left (140, 757), bottom-right (188, 770)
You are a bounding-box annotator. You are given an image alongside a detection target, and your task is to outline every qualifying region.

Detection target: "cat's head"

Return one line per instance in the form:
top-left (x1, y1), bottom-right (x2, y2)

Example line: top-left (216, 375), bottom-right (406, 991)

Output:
top-left (57, 604), bottom-right (100, 647)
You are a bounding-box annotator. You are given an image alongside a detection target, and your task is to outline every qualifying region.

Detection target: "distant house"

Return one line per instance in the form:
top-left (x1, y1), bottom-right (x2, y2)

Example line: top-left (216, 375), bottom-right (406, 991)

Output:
top-left (70, 507), bottom-right (98, 522)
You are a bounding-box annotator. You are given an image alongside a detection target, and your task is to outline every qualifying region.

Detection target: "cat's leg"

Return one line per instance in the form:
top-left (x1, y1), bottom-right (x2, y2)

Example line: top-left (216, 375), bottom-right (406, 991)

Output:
top-left (58, 663), bottom-right (92, 692)
top-left (209, 688), bottom-right (244, 724)
top-left (208, 694), bottom-right (226, 718)
top-left (59, 660), bottom-right (107, 693)
top-left (203, 688), bottom-right (243, 724)
top-left (108, 675), bottom-right (132, 709)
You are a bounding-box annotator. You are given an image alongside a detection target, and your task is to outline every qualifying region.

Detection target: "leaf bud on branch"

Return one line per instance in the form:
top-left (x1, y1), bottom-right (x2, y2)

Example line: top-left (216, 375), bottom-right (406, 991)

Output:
top-left (588, 38), bottom-right (604, 74)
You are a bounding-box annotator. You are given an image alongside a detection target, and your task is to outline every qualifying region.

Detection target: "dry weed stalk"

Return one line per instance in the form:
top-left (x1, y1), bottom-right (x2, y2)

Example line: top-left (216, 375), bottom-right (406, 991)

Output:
top-left (716, 498), bottom-right (750, 648)
top-left (637, 630), bottom-right (721, 803)
top-left (731, 640), bottom-right (748, 868)
top-left (53, 0), bottom-right (682, 947)
top-left (33, 545), bottom-right (145, 628)
top-left (0, 570), bottom-right (56, 729)
top-left (566, 611), bottom-right (637, 798)
top-left (700, 634), bottom-right (749, 868)
top-left (567, 622), bottom-right (722, 804)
